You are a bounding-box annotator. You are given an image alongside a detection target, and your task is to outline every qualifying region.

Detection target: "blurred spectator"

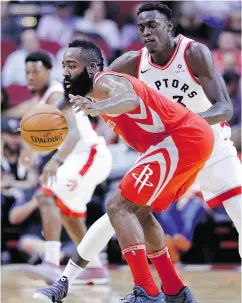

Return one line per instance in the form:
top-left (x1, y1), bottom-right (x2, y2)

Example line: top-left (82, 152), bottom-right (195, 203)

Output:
top-left (155, 185), bottom-right (209, 263)
top-left (223, 70), bottom-right (241, 152)
top-left (37, 2), bottom-right (75, 46)
top-left (2, 29), bottom-right (40, 87)
top-left (1, 1), bottom-right (21, 42)
top-left (8, 194), bottom-right (44, 261)
top-left (224, 11), bottom-right (241, 48)
top-left (120, 4), bottom-right (140, 49)
top-left (1, 88), bottom-right (11, 115)
top-left (223, 70), bottom-right (241, 127)
top-left (8, 193), bottom-right (73, 263)
top-left (212, 31), bottom-right (241, 74)
top-left (75, 1), bottom-right (120, 51)
top-left (1, 117), bottom-right (39, 262)
top-left (1, 118), bottom-right (38, 201)
top-left (173, 10), bottom-right (213, 45)
top-left (189, 1), bottom-right (240, 25)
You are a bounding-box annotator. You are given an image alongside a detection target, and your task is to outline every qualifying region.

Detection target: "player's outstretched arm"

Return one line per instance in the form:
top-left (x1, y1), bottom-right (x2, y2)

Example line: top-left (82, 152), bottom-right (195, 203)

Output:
top-left (70, 74), bottom-right (140, 116)
top-left (186, 42), bottom-right (233, 125)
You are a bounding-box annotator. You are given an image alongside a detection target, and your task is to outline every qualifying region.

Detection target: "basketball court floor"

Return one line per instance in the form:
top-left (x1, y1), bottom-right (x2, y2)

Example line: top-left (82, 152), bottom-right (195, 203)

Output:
top-left (2, 264), bottom-right (241, 303)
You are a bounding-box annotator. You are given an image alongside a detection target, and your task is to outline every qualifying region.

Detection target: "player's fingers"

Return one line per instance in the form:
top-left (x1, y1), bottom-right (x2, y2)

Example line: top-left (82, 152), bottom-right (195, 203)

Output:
top-left (73, 107), bottom-right (82, 113)
top-left (84, 109), bottom-right (100, 117)
top-left (69, 94), bottom-right (83, 103)
top-left (73, 103), bottom-right (92, 113)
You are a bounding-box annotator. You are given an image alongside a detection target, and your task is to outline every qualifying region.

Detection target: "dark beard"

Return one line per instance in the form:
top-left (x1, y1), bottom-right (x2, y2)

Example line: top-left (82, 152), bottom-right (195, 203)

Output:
top-left (64, 68), bottom-right (93, 101)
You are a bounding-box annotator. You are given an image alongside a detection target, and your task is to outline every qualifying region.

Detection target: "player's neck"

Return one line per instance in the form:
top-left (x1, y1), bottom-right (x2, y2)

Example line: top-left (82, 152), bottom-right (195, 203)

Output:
top-left (150, 36), bottom-right (176, 66)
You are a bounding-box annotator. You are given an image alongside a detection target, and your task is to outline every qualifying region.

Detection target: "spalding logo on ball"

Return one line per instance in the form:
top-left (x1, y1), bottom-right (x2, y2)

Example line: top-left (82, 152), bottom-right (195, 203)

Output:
top-left (20, 104), bottom-right (68, 152)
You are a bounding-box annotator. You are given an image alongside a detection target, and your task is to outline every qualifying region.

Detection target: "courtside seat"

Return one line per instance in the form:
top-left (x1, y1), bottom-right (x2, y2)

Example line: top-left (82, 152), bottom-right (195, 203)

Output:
top-left (39, 39), bottom-right (61, 56)
top-left (124, 41), bottom-right (143, 52)
top-left (5, 85), bottom-right (32, 106)
top-left (1, 40), bottom-right (17, 67)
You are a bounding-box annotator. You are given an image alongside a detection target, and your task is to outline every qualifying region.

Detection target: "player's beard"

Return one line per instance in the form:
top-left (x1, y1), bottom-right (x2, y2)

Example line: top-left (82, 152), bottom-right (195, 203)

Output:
top-left (63, 68), bottom-right (93, 102)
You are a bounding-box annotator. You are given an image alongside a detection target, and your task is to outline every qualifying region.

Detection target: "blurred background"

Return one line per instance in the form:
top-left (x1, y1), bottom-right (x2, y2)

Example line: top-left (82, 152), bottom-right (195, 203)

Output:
top-left (1, 0), bottom-right (241, 267)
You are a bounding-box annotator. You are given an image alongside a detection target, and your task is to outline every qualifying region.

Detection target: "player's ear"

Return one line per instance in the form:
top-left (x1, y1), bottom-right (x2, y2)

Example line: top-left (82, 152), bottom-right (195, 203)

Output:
top-left (167, 21), bottom-right (173, 32)
top-left (87, 62), bottom-right (98, 76)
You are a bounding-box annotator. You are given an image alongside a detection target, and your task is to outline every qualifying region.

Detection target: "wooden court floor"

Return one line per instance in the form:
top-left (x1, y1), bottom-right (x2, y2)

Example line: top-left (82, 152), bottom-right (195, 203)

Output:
top-left (1, 264), bottom-right (241, 303)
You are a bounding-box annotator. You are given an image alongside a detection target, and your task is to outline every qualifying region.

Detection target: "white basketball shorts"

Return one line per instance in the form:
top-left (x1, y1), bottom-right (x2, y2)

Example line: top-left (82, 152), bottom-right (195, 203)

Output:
top-left (196, 122), bottom-right (242, 208)
top-left (42, 143), bottom-right (112, 217)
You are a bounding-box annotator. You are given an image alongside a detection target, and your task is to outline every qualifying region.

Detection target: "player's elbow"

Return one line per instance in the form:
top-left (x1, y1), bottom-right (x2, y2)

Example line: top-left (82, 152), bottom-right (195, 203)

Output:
top-left (128, 96), bottom-right (140, 112)
top-left (224, 104), bottom-right (233, 122)
top-left (9, 210), bottom-right (22, 225)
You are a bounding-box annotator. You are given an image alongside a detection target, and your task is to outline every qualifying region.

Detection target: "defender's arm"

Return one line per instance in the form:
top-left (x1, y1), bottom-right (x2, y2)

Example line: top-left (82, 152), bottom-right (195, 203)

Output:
top-left (186, 42), bottom-right (233, 124)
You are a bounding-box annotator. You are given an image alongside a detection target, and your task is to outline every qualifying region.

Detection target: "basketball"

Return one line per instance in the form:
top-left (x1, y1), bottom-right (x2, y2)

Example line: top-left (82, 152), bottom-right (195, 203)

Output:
top-left (20, 104), bottom-right (68, 152)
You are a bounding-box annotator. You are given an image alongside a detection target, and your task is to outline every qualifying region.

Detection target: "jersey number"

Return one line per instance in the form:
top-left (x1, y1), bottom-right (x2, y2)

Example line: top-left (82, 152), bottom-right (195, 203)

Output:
top-left (173, 95), bottom-right (186, 107)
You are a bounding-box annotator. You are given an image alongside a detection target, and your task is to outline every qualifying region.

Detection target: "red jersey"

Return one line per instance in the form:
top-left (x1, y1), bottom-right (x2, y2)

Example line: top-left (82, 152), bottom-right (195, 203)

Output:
top-left (94, 71), bottom-right (214, 212)
top-left (94, 71), bottom-right (193, 153)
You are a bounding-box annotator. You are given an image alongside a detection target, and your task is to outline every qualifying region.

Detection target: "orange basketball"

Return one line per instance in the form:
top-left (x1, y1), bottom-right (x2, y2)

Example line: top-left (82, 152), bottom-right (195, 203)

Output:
top-left (20, 104), bottom-right (68, 152)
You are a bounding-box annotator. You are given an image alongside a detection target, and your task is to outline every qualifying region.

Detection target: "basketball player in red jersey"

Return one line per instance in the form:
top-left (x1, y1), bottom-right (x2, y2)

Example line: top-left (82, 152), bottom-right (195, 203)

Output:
top-left (108, 2), bottom-right (242, 252)
top-left (33, 40), bottom-right (214, 302)
top-left (33, 3), bottom-right (241, 301)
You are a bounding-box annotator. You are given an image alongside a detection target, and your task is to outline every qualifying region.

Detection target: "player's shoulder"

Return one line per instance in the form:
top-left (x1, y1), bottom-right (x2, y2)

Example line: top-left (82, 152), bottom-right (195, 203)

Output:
top-left (108, 51), bottom-right (140, 77)
top-left (113, 50), bottom-right (139, 60)
top-left (186, 41), bottom-right (212, 60)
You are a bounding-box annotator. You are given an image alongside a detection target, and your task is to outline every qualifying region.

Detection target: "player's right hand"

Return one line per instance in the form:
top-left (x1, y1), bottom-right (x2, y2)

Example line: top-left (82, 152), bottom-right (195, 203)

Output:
top-left (39, 158), bottom-right (60, 186)
top-left (19, 148), bottom-right (36, 169)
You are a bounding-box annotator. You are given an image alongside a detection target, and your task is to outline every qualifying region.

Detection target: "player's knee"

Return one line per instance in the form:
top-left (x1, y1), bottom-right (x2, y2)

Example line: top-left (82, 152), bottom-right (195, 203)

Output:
top-left (106, 193), bottom-right (138, 219)
top-left (136, 207), bottom-right (152, 225)
top-left (106, 196), bottom-right (119, 219)
top-left (35, 190), bottom-right (55, 208)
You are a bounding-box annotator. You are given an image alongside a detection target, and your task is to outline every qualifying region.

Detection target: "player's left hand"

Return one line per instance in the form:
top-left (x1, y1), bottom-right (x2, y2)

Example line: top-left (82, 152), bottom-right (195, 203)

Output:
top-left (69, 94), bottom-right (100, 117)
top-left (39, 158), bottom-right (61, 186)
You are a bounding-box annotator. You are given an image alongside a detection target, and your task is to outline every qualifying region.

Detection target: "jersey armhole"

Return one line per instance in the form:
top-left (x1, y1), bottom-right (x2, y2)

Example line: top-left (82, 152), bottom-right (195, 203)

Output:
top-left (46, 91), bottom-right (63, 104)
top-left (184, 42), bottom-right (201, 86)
top-left (136, 49), bottom-right (143, 79)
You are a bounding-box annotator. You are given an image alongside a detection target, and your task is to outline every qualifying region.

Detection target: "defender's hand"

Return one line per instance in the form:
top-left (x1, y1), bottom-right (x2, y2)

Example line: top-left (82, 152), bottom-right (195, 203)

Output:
top-left (39, 158), bottom-right (61, 186)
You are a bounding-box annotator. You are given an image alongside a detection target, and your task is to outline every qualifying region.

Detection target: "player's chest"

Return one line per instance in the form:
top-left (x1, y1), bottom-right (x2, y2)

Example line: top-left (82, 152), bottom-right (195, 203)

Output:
top-left (139, 57), bottom-right (203, 108)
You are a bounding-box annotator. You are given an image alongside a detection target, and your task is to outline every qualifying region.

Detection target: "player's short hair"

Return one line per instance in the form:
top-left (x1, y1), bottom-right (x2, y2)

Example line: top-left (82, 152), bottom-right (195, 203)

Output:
top-left (69, 39), bottom-right (104, 71)
top-left (25, 51), bottom-right (53, 69)
top-left (137, 2), bottom-right (172, 21)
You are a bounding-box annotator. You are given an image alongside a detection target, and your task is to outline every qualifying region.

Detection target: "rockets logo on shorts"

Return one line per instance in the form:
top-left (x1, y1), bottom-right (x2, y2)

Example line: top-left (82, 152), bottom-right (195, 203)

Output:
top-left (107, 119), bottom-right (116, 130)
top-left (132, 164), bottom-right (154, 193)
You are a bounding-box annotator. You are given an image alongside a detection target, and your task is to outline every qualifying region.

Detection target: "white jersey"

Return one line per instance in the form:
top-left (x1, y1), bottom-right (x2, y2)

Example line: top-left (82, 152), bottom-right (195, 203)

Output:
top-left (38, 80), bottom-right (64, 105)
top-left (138, 34), bottom-right (211, 113)
top-left (38, 80), bottom-right (105, 154)
top-left (137, 34), bottom-right (235, 165)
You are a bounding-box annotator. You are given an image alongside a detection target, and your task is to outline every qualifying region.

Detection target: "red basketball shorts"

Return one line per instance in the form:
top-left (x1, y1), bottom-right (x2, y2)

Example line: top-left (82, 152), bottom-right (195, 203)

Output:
top-left (119, 117), bottom-right (214, 212)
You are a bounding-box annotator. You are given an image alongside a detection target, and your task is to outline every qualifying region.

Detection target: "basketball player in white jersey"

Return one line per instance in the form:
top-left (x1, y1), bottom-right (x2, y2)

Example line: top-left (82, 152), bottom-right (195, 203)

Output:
top-left (33, 4), bottom-right (241, 302)
top-left (18, 51), bottom-right (112, 285)
top-left (109, 2), bottom-right (242, 245)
